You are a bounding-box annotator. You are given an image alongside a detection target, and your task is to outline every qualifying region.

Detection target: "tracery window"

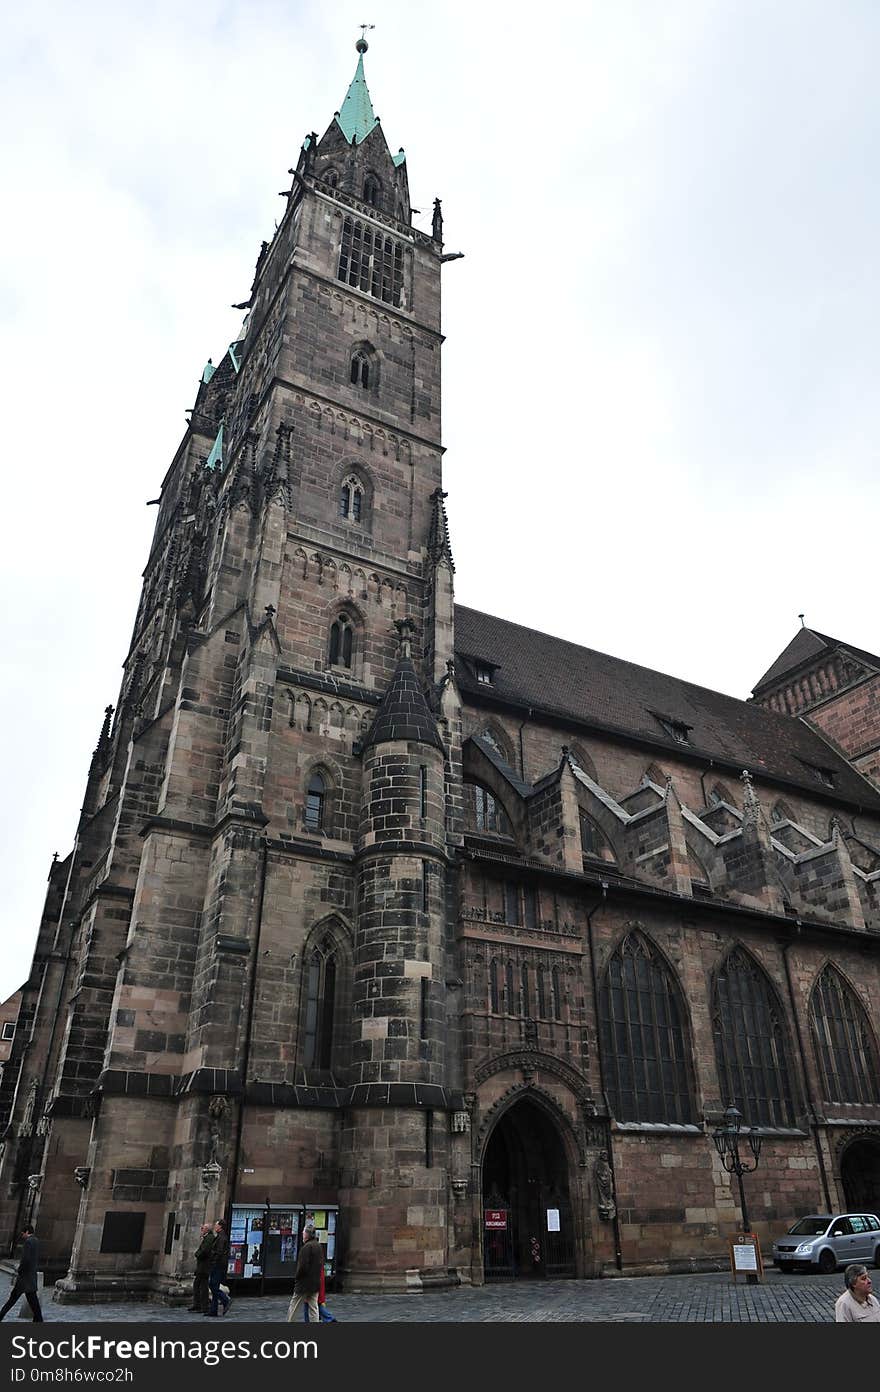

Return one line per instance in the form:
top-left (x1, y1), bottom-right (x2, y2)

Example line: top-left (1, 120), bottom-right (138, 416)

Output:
top-left (466, 782), bottom-right (512, 836)
top-left (712, 947), bottom-right (797, 1127)
top-left (329, 612), bottom-right (354, 668)
top-left (302, 935), bottom-right (338, 1071)
top-left (363, 174), bottom-right (381, 207)
top-left (339, 475), bottom-right (364, 522)
top-left (579, 811), bottom-right (615, 862)
top-left (601, 932), bottom-right (695, 1124)
top-left (337, 216), bottom-right (404, 307)
top-left (349, 348), bottom-right (373, 390)
top-left (810, 965), bottom-right (880, 1105)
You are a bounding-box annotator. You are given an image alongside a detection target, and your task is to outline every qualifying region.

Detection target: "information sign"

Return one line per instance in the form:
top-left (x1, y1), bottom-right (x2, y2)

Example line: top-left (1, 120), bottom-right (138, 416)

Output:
top-left (484, 1209), bottom-right (507, 1230)
top-left (728, 1233), bottom-right (764, 1281)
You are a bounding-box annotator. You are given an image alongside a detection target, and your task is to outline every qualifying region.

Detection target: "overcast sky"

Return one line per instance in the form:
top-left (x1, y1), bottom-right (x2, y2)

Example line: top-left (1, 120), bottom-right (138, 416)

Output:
top-left (2, 0), bottom-right (879, 999)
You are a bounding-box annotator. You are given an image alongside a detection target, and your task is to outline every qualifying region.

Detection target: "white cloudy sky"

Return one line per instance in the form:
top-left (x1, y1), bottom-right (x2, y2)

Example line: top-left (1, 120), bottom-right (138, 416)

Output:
top-left (1, 0), bottom-right (879, 998)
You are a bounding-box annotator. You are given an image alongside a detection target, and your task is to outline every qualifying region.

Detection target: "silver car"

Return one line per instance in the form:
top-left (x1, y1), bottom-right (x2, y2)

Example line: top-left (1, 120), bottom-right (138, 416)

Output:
top-left (772, 1213), bottom-right (880, 1273)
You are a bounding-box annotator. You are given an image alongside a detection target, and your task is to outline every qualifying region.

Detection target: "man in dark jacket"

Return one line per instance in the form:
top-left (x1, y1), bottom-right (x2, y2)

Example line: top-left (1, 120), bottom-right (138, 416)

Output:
top-left (206, 1219), bottom-right (230, 1317)
top-left (0, 1225), bottom-right (43, 1321)
top-left (189, 1223), bottom-right (214, 1313)
top-left (286, 1223), bottom-right (322, 1322)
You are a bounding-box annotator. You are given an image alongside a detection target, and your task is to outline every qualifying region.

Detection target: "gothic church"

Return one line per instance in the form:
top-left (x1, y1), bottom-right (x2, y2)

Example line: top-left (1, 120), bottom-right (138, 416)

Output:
top-left (2, 43), bottom-right (880, 1298)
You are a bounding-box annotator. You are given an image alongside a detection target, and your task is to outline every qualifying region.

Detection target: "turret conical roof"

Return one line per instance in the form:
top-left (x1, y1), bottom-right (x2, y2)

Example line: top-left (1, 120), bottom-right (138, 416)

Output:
top-left (362, 658), bottom-right (444, 752)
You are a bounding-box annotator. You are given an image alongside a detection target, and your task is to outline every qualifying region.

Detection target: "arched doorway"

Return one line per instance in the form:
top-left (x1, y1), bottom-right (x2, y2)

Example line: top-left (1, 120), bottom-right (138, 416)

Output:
top-left (481, 1097), bottom-right (575, 1280)
top-left (840, 1137), bottom-right (880, 1214)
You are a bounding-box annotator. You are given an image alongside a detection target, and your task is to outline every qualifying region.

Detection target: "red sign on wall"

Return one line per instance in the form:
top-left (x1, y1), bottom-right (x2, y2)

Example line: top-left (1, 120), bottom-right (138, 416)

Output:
top-left (484, 1210), bottom-right (507, 1230)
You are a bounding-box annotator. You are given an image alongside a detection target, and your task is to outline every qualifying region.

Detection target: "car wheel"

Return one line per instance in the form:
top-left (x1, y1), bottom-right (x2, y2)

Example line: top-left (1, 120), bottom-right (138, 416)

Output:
top-left (818, 1249), bottom-right (837, 1275)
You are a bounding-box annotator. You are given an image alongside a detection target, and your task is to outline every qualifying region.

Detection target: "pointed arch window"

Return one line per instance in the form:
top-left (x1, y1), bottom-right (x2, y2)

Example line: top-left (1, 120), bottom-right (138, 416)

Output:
top-left (329, 613), bottom-right (354, 668)
top-left (337, 217), bottom-right (404, 306)
top-left (579, 811), bottom-right (615, 862)
top-left (350, 349), bottom-right (371, 390)
top-left (712, 947), bottom-right (797, 1127)
top-left (339, 475), bottom-right (364, 522)
top-left (810, 965), bottom-right (880, 1105)
top-left (323, 168), bottom-right (339, 189)
top-left (600, 932), bottom-right (695, 1123)
top-left (465, 782), bottom-right (512, 836)
top-left (363, 174), bottom-right (381, 207)
top-left (304, 772), bottom-right (326, 832)
top-left (302, 935), bottom-right (338, 1071)
top-left (489, 959), bottom-right (500, 1014)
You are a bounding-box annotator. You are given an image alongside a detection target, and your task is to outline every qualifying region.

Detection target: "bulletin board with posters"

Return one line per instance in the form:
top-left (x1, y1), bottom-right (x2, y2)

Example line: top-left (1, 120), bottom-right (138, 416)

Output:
top-left (304, 1206), bottom-right (340, 1291)
top-left (228, 1204), bottom-right (304, 1281)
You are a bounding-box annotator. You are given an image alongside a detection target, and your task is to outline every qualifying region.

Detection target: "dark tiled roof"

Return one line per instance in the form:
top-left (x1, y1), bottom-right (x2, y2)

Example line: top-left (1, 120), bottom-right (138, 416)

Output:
top-left (753, 628), bottom-right (880, 695)
top-left (454, 606), bottom-right (880, 810)
top-left (362, 658), bottom-right (443, 752)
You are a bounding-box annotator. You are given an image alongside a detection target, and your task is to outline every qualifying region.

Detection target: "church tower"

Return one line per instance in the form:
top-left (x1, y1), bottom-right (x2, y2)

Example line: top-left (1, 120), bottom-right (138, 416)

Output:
top-left (0, 39), bottom-right (460, 1298)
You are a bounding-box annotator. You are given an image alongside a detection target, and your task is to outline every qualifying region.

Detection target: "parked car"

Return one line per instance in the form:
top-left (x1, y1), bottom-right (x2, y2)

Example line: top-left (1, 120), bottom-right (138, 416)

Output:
top-left (772, 1213), bottom-right (880, 1273)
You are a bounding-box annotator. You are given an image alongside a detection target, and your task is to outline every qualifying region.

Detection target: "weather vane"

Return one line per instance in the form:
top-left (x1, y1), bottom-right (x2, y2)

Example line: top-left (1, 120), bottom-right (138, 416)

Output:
top-left (359, 23), bottom-right (375, 46)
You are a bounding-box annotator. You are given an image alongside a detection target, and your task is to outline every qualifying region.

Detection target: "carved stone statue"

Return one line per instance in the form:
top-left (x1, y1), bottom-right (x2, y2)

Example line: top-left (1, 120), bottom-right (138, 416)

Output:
top-left (594, 1149), bottom-right (616, 1221)
top-left (207, 1095), bottom-right (230, 1162)
top-left (19, 1081), bottom-right (38, 1138)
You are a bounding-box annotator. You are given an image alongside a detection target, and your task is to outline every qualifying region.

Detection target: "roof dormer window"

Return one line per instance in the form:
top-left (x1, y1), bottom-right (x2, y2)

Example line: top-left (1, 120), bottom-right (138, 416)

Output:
top-left (652, 712), bottom-right (692, 745)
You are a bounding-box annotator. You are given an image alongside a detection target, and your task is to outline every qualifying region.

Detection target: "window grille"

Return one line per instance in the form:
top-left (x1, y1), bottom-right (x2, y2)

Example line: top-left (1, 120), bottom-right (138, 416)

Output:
top-left (712, 947), bottom-right (796, 1127)
top-left (601, 932), bottom-right (695, 1124)
top-left (337, 216), bottom-right (404, 307)
top-left (810, 965), bottom-right (880, 1104)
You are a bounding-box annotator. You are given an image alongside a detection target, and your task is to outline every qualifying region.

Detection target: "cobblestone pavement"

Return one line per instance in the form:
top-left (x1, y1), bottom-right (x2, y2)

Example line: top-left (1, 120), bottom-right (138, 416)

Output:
top-left (7, 1269), bottom-right (847, 1323)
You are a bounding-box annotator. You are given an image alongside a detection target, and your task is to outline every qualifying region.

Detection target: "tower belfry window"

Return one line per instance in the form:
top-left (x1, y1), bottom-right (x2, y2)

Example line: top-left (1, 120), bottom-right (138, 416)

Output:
top-left (350, 351), bottom-right (370, 389)
top-left (329, 613), bottom-right (354, 668)
top-left (338, 216), bottom-right (404, 307)
top-left (363, 174), bottom-right (381, 208)
top-left (339, 476), bottom-right (364, 523)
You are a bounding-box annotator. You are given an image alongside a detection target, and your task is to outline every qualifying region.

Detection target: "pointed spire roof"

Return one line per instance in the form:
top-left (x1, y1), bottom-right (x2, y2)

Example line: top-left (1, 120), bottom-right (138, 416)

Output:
top-left (362, 657), bottom-right (443, 752)
top-left (336, 41), bottom-right (379, 144)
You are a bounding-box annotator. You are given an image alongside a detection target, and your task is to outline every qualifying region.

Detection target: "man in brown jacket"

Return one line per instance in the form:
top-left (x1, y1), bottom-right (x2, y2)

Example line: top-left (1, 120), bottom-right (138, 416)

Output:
top-left (286, 1223), bottom-right (322, 1323)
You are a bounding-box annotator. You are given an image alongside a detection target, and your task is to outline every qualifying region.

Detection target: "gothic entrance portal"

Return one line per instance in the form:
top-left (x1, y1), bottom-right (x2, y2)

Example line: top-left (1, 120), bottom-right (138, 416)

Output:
top-left (481, 1098), bottom-right (575, 1280)
top-left (840, 1137), bottom-right (880, 1215)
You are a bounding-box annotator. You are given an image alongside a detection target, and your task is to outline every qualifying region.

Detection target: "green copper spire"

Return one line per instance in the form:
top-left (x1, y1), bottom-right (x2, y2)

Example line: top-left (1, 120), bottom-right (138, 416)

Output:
top-left (336, 37), bottom-right (379, 144)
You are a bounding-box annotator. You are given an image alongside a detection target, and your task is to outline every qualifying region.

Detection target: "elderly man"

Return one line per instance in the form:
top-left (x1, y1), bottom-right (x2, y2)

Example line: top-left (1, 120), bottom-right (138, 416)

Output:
top-left (189, 1223), bottom-right (214, 1314)
top-left (835, 1264), bottom-right (880, 1321)
top-left (286, 1223), bottom-right (322, 1323)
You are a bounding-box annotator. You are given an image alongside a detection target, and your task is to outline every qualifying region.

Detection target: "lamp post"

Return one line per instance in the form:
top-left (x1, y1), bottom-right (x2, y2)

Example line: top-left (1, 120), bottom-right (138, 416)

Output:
top-left (712, 1103), bottom-right (763, 1284)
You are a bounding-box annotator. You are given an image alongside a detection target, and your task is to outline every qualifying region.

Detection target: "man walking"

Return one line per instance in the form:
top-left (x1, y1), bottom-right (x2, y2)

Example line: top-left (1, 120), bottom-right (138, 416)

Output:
top-left (189, 1223), bottom-right (214, 1314)
top-left (206, 1219), bottom-right (230, 1317)
top-left (286, 1223), bottom-right (322, 1323)
top-left (0, 1225), bottom-right (43, 1322)
top-left (835, 1264), bottom-right (880, 1321)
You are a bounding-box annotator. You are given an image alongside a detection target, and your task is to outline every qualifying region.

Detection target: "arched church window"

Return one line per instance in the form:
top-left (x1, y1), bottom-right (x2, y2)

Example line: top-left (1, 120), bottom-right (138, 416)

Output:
top-left (579, 811), bottom-right (615, 862)
top-left (809, 965), bottom-right (880, 1105)
top-left (305, 771), bottom-right (326, 832)
top-left (350, 349), bottom-right (371, 389)
top-left (339, 475), bottom-right (364, 522)
top-left (302, 936), bottom-right (338, 1071)
top-left (329, 612), bottom-right (354, 668)
top-left (600, 932), bottom-right (695, 1124)
top-left (712, 947), bottom-right (797, 1127)
top-left (337, 217), bottom-right (404, 307)
top-left (465, 782), bottom-right (512, 836)
top-left (323, 168), bottom-right (339, 188)
top-left (363, 174), bottom-right (381, 207)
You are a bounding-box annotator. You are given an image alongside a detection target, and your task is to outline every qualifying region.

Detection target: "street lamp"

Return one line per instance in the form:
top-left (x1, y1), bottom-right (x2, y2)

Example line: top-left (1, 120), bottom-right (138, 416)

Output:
top-left (712, 1103), bottom-right (763, 1284)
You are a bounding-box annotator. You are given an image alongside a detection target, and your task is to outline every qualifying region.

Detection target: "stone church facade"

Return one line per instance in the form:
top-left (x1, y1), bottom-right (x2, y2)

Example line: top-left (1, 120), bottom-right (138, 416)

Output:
top-left (2, 45), bottom-right (880, 1300)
